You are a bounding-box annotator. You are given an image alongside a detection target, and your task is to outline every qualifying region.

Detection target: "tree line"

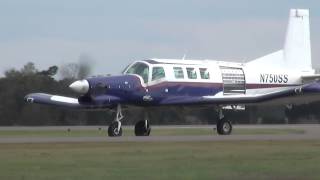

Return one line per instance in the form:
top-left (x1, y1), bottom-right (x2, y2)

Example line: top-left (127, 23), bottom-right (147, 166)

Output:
top-left (0, 62), bottom-right (319, 126)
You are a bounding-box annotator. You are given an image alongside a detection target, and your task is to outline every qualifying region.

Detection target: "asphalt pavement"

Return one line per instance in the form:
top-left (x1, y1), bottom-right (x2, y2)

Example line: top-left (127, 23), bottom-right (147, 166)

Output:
top-left (0, 125), bottom-right (319, 143)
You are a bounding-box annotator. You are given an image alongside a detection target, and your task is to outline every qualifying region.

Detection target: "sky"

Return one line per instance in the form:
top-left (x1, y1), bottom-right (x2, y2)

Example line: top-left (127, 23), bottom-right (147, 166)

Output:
top-left (0, 0), bottom-right (319, 76)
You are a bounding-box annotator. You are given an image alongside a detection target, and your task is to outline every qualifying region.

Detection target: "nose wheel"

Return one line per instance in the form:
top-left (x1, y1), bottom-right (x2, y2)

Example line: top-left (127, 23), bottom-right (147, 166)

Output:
top-left (108, 121), bottom-right (123, 137)
top-left (108, 104), bottom-right (124, 137)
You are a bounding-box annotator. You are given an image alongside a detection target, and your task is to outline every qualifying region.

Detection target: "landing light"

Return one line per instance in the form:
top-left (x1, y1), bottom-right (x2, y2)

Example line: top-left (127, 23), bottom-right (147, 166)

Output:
top-left (69, 80), bottom-right (89, 94)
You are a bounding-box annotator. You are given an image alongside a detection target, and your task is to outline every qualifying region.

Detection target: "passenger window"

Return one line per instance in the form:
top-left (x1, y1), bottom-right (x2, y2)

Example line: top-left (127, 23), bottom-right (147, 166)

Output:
top-left (186, 68), bottom-right (197, 79)
top-left (173, 67), bottom-right (184, 79)
top-left (152, 67), bottom-right (165, 81)
top-left (200, 68), bottom-right (210, 79)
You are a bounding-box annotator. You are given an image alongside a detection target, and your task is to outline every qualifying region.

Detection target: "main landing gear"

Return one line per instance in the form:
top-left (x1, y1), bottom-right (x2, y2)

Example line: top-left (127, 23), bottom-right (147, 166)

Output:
top-left (107, 105), bottom-right (231, 136)
top-left (135, 112), bottom-right (151, 136)
top-left (108, 105), bottom-right (151, 137)
top-left (216, 109), bottom-right (232, 135)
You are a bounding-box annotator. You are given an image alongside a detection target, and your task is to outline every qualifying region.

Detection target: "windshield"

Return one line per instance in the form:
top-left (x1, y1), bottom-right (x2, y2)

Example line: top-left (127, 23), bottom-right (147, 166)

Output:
top-left (125, 62), bottom-right (149, 83)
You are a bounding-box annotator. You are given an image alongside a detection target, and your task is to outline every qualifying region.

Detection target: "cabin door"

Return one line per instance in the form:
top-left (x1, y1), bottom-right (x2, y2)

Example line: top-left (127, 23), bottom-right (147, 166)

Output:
top-left (220, 66), bottom-right (246, 95)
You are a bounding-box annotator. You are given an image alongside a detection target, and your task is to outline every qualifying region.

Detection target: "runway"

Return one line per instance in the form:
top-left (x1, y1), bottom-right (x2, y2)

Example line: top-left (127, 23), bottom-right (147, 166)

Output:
top-left (0, 125), bottom-right (319, 143)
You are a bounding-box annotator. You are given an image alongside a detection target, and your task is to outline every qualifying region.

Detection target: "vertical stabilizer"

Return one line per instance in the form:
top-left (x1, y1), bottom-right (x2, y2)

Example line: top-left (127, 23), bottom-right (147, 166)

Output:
top-left (284, 9), bottom-right (312, 72)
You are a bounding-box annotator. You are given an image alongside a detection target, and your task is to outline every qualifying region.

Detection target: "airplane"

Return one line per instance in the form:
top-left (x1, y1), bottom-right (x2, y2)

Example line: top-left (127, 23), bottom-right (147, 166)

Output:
top-left (25, 9), bottom-right (320, 137)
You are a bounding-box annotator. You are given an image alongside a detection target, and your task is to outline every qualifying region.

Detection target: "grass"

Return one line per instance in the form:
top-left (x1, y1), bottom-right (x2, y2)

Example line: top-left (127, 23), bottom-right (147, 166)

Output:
top-left (0, 127), bottom-right (305, 137)
top-left (0, 141), bottom-right (320, 180)
top-left (0, 127), bottom-right (313, 179)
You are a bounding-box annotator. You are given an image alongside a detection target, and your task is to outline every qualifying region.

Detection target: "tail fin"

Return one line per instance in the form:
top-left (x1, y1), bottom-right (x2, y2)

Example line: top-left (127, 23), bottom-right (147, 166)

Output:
top-left (247, 9), bottom-right (313, 72)
top-left (284, 9), bottom-right (312, 72)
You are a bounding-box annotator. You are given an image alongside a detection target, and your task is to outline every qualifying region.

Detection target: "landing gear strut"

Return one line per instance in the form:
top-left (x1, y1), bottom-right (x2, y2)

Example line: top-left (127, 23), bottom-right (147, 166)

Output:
top-left (134, 111), bottom-right (151, 136)
top-left (216, 109), bottom-right (232, 135)
top-left (108, 104), bottom-right (123, 137)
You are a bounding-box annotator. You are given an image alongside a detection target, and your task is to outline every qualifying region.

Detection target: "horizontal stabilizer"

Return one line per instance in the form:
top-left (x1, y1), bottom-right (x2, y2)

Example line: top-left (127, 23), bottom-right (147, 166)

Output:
top-left (301, 74), bottom-right (320, 83)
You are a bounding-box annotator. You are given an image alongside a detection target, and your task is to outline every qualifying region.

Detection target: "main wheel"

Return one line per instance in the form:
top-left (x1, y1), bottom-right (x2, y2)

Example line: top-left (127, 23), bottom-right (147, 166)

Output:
top-left (108, 121), bottom-right (123, 137)
top-left (134, 120), bottom-right (151, 136)
top-left (217, 118), bottom-right (232, 135)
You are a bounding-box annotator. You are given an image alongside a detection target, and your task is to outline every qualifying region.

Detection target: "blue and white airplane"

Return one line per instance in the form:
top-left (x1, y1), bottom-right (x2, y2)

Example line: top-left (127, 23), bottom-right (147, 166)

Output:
top-left (25, 9), bottom-right (320, 136)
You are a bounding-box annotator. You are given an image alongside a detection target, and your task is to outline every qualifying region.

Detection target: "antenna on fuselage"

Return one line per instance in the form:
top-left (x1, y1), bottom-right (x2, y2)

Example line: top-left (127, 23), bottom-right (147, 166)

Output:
top-left (182, 54), bottom-right (186, 60)
top-left (182, 49), bottom-right (188, 60)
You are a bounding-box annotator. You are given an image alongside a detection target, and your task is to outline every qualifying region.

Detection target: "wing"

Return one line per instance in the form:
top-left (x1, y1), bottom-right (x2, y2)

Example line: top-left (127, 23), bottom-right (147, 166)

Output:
top-left (24, 93), bottom-right (86, 109)
top-left (204, 81), bottom-right (320, 105)
top-left (24, 93), bottom-right (117, 110)
top-left (161, 81), bottom-right (320, 106)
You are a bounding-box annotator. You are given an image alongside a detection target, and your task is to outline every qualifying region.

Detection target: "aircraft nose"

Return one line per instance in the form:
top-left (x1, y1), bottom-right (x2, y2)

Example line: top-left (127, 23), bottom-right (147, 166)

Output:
top-left (69, 80), bottom-right (89, 94)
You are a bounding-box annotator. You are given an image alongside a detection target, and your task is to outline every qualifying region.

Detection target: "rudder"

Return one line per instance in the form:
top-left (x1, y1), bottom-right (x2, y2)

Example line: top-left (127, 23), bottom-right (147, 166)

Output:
top-left (284, 9), bottom-right (312, 72)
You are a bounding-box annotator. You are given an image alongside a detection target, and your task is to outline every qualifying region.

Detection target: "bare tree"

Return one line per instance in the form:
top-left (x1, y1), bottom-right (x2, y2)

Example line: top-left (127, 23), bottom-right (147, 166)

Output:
top-left (21, 62), bottom-right (37, 75)
top-left (77, 54), bottom-right (93, 79)
top-left (59, 63), bottom-right (79, 80)
top-left (59, 54), bottom-right (93, 80)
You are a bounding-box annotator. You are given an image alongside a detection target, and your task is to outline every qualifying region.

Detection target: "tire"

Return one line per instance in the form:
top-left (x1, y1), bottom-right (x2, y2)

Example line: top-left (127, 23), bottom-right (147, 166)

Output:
top-left (217, 118), bottom-right (232, 135)
top-left (108, 121), bottom-right (123, 137)
top-left (134, 120), bottom-right (151, 136)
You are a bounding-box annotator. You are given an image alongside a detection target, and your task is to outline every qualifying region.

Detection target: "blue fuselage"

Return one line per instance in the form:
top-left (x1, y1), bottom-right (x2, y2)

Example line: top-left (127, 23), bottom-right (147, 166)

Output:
top-left (83, 75), bottom-right (223, 107)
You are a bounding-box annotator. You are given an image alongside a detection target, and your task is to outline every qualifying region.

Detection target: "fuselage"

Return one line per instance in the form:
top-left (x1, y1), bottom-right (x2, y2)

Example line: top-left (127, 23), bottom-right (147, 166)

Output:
top-left (75, 59), bottom-right (306, 108)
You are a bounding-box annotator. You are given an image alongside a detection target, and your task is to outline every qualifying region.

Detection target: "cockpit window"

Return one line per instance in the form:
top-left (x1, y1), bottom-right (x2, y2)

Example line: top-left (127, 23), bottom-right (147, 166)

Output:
top-left (186, 67), bottom-right (197, 79)
top-left (199, 68), bottom-right (210, 79)
top-left (125, 62), bottom-right (149, 83)
top-left (173, 67), bottom-right (184, 79)
top-left (152, 67), bottom-right (165, 81)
